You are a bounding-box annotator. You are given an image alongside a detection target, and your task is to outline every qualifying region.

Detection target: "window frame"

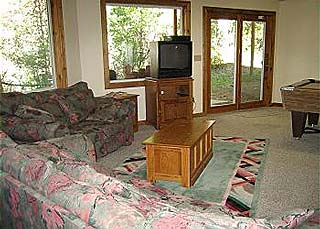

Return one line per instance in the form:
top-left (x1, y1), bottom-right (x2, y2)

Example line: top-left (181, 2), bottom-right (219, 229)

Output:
top-left (50, 0), bottom-right (68, 88)
top-left (0, 0), bottom-right (67, 92)
top-left (100, 0), bottom-right (191, 89)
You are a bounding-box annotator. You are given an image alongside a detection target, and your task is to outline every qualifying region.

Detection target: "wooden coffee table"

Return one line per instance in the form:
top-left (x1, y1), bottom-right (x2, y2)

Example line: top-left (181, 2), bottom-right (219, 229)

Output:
top-left (143, 119), bottom-right (215, 187)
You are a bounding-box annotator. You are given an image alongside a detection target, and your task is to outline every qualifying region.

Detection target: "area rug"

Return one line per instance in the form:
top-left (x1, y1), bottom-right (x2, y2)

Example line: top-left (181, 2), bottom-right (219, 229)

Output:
top-left (112, 136), bottom-right (268, 216)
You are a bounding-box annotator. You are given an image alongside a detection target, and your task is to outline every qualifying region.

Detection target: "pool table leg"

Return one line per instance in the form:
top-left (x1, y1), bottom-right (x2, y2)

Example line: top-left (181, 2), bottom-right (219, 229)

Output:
top-left (291, 111), bottom-right (307, 138)
top-left (307, 113), bottom-right (319, 126)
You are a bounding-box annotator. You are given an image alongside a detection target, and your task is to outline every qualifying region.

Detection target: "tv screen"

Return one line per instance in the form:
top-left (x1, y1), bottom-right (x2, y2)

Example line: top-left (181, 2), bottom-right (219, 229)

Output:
top-left (160, 44), bottom-right (190, 69)
top-left (150, 40), bottom-right (192, 78)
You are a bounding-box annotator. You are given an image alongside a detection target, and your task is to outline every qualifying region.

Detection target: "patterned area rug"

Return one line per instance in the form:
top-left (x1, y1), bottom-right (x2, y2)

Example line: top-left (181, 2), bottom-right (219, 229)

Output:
top-left (217, 137), bottom-right (267, 217)
top-left (112, 137), bottom-right (267, 216)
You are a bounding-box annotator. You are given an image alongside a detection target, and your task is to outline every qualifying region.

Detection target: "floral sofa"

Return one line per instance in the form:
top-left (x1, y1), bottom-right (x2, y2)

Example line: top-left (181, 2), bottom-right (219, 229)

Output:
top-left (0, 131), bottom-right (317, 229)
top-left (0, 81), bottom-right (135, 159)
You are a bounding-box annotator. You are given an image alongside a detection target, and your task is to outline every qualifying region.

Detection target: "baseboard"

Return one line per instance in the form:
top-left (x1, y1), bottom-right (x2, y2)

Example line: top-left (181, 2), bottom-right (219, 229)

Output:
top-left (140, 106), bottom-right (282, 125)
top-left (138, 120), bottom-right (147, 125)
top-left (270, 103), bottom-right (283, 107)
top-left (193, 112), bottom-right (206, 118)
top-left (139, 105), bottom-right (282, 126)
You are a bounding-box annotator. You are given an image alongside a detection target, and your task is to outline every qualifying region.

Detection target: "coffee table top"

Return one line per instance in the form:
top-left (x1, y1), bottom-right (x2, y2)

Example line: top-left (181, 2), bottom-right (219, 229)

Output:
top-left (143, 119), bottom-right (216, 147)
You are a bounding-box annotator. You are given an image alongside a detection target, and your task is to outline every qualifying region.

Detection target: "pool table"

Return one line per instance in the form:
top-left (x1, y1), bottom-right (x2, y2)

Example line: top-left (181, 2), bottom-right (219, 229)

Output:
top-left (280, 79), bottom-right (320, 138)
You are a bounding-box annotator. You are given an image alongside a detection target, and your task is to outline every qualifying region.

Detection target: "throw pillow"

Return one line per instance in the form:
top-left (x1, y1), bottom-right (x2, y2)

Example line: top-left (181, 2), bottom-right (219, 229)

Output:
top-left (87, 104), bottom-right (117, 121)
top-left (14, 105), bottom-right (56, 123)
top-left (58, 90), bottom-right (96, 124)
top-left (34, 93), bottom-right (67, 121)
top-left (0, 92), bottom-right (23, 115)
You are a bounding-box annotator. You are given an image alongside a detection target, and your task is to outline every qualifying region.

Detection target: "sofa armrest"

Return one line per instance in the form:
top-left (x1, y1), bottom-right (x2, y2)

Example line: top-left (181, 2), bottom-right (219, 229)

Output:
top-left (114, 98), bottom-right (135, 120)
top-left (33, 134), bottom-right (97, 163)
top-left (0, 131), bottom-right (17, 148)
top-left (89, 96), bottom-right (135, 122)
top-left (0, 172), bottom-right (91, 229)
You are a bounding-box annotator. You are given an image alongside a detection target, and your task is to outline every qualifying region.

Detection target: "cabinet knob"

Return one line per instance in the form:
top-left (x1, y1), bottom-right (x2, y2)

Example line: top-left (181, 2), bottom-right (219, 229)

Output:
top-left (160, 90), bottom-right (164, 95)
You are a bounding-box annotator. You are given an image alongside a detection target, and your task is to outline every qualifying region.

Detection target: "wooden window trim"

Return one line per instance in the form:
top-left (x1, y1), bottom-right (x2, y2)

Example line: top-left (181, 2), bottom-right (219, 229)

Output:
top-left (50, 0), bottom-right (67, 88)
top-left (100, 0), bottom-right (191, 89)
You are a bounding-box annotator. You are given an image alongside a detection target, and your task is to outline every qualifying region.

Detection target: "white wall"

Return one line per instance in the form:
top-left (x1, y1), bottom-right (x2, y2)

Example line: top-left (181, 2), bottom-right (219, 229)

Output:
top-left (63, 0), bottom-right (147, 120)
top-left (62, 0), bottom-right (319, 119)
top-left (62, 0), bottom-right (82, 85)
top-left (273, 0), bottom-right (319, 102)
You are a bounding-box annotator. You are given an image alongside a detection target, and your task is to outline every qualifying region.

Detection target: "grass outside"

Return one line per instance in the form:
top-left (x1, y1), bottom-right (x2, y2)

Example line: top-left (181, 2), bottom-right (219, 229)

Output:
top-left (211, 63), bottom-right (263, 104)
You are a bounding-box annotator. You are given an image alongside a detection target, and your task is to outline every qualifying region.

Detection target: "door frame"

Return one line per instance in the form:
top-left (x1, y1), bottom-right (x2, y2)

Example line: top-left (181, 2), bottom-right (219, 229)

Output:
top-left (203, 7), bottom-right (276, 114)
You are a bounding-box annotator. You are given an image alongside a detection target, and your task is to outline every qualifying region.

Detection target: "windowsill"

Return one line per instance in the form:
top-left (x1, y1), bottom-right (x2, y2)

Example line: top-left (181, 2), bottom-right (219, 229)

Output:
top-left (110, 78), bottom-right (145, 83)
top-left (107, 78), bottom-right (146, 89)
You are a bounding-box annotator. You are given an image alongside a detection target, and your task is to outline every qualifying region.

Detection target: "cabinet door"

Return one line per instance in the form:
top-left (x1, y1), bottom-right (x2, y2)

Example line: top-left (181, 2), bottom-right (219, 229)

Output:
top-left (160, 101), bottom-right (177, 123)
top-left (160, 99), bottom-right (192, 127)
top-left (176, 100), bottom-right (191, 119)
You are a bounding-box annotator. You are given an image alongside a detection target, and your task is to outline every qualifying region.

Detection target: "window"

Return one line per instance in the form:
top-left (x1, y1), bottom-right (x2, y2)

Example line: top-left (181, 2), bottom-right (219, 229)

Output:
top-left (0, 0), bottom-right (67, 93)
top-left (100, 0), bottom-right (191, 88)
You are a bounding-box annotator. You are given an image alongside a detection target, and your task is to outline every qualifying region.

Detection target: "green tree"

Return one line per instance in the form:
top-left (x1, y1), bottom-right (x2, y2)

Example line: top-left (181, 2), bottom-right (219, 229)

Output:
top-left (227, 21), bottom-right (264, 52)
top-left (108, 6), bottom-right (162, 79)
top-left (210, 19), bottom-right (224, 67)
top-left (0, 0), bottom-right (53, 92)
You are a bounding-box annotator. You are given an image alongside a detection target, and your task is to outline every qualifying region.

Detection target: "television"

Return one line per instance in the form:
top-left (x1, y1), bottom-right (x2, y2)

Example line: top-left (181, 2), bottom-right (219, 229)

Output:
top-left (150, 40), bottom-right (192, 78)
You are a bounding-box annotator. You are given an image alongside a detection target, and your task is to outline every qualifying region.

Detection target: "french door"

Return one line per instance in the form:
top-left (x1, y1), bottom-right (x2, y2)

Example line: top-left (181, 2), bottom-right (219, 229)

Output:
top-left (203, 7), bottom-right (276, 113)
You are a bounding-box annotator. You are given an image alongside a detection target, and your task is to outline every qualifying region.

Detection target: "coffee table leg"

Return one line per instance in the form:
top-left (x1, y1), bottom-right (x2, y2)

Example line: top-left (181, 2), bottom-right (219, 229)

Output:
top-left (181, 148), bottom-right (191, 187)
top-left (307, 112), bottom-right (319, 126)
top-left (146, 145), bottom-right (156, 183)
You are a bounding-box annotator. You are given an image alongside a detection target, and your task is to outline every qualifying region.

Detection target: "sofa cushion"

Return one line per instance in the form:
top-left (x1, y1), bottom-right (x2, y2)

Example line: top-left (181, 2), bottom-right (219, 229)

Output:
top-left (27, 93), bottom-right (66, 120)
top-left (0, 131), bottom-right (17, 148)
top-left (70, 119), bottom-right (134, 158)
top-left (27, 82), bottom-right (90, 102)
top-left (90, 96), bottom-right (135, 122)
top-left (37, 101), bottom-right (65, 120)
top-left (0, 92), bottom-right (35, 115)
top-left (25, 82), bottom-right (95, 123)
top-left (87, 103), bottom-right (117, 121)
top-left (0, 81), bottom-right (134, 155)
top-left (14, 105), bottom-right (56, 123)
top-left (58, 89), bottom-right (96, 124)
top-left (1, 115), bottom-right (69, 143)
top-left (34, 134), bottom-right (97, 163)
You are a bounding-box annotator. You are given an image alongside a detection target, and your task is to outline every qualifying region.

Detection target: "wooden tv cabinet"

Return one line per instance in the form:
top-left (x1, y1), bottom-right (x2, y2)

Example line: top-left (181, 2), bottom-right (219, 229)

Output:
top-left (145, 77), bottom-right (193, 129)
top-left (143, 119), bottom-right (216, 187)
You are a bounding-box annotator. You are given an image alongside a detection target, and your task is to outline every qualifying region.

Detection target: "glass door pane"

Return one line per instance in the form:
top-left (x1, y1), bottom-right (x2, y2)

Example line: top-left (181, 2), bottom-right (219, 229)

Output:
top-left (210, 19), bottom-right (237, 107)
top-left (241, 21), bottom-right (266, 103)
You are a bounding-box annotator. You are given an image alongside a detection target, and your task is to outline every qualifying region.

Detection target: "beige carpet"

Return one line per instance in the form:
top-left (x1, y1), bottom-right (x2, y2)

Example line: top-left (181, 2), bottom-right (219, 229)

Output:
top-left (98, 107), bottom-right (320, 218)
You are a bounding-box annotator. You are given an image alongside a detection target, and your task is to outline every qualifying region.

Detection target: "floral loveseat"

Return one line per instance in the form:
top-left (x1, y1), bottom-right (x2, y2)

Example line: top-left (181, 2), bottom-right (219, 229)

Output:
top-left (0, 132), bottom-right (317, 229)
top-left (0, 81), bottom-right (135, 159)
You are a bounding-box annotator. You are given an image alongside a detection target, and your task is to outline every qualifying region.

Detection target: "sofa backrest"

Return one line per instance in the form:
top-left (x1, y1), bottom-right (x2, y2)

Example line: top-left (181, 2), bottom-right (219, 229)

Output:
top-left (0, 81), bottom-right (96, 123)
